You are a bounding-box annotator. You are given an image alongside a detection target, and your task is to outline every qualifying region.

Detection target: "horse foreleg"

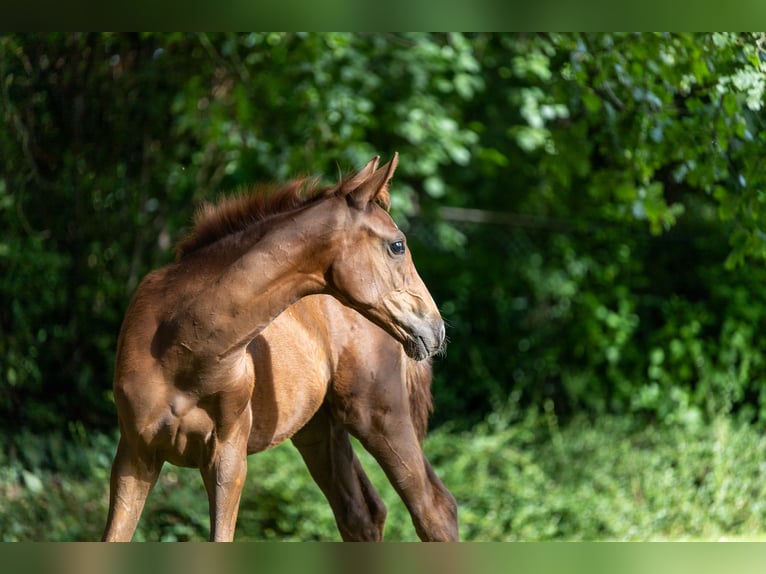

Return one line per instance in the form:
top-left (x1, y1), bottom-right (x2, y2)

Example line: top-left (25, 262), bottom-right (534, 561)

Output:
top-left (102, 437), bottom-right (163, 542)
top-left (355, 418), bottom-right (459, 541)
top-left (200, 411), bottom-right (251, 542)
top-left (292, 406), bottom-right (387, 541)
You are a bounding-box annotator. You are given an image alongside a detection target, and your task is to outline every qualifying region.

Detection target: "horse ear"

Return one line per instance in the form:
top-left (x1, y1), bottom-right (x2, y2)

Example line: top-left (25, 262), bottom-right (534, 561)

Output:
top-left (341, 156), bottom-right (380, 194)
top-left (347, 152), bottom-right (399, 209)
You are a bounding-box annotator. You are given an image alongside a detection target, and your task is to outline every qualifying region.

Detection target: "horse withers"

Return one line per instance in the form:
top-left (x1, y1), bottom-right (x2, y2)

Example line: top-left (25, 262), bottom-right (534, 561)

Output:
top-left (102, 154), bottom-right (457, 541)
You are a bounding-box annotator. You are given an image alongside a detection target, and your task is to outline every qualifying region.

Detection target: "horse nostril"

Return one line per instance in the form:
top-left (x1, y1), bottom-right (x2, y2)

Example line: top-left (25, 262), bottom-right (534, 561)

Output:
top-left (438, 322), bottom-right (446, 345)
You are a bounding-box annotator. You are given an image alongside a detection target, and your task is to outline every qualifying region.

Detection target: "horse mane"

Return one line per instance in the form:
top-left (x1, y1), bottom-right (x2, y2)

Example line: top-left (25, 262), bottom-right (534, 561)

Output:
top-left (174, 167), bottom-right (392, 260)
top-left (406, 357), bottom-right (434, 443)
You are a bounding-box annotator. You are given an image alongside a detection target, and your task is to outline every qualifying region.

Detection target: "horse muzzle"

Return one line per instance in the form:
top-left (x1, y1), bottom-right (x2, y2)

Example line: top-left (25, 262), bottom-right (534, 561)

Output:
top-left (403, 319), bottom-right (446, 361)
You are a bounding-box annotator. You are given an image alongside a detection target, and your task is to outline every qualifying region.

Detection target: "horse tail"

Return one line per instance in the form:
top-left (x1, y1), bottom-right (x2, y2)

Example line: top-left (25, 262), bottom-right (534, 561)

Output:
top-left (405, 355), bottom-right (434, 443)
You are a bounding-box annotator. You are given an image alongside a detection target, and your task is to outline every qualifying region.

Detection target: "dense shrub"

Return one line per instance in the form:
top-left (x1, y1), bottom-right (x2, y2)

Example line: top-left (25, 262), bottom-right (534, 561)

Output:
top-left (4, 33), bottom-right (766, 435)
top-left (4, 412), bottom-right (766, 541)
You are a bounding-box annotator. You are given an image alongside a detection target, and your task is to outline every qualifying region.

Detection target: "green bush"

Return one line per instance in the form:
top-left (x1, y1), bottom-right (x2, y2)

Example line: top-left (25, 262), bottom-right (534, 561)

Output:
top-left (5, 33), bottom-right (766, 434)
top-left (412, 198), bottom-right (766, 429)
top-left (4, 411), bottom-right (766, 541)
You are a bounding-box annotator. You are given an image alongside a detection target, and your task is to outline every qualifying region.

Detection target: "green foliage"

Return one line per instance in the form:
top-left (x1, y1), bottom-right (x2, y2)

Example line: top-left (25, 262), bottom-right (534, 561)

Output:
top-left (4, 412), bottom-right (766, 541)
top-left (409, 33), bottom-right (766, 427)
top-left (0, 428), bottom-right (114, 541)
top-left (439, 407), bottom-right (766, 541)
top-left (4, 32), bottom-right (766, 436)
top-left (0, 32), bottom-right (482, 431)
top-left (8, 31), bottom-right (766, 546)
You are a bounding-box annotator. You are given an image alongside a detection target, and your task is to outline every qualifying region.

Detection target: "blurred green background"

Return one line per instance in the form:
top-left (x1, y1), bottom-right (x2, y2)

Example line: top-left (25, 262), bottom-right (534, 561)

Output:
top-left (3, 33), bottom-right (766, 541)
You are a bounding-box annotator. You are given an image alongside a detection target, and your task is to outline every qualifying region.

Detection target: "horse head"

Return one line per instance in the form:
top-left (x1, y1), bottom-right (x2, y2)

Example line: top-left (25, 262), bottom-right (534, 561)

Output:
top-left (327, 154), bottom-right (445, 360)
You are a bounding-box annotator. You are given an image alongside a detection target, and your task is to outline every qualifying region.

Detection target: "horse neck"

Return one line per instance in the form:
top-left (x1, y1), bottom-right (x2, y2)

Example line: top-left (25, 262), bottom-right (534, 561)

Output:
top-left (181, 199), bottom-right (344, 357)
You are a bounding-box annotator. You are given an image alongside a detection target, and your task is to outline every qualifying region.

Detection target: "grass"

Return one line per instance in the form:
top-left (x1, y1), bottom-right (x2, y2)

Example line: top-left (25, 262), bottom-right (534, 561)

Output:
top-left (2, 408), bottom-right (766, 541)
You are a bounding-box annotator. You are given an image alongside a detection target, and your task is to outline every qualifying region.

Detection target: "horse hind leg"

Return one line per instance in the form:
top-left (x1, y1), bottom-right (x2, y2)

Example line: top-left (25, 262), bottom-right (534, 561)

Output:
top-left (291, 406), bottom-right (387, 541)
top-left (102, 437), bottom-right (163, 542)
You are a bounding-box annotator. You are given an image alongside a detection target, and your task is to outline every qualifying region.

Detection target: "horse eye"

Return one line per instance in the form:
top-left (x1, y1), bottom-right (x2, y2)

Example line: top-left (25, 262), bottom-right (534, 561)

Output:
top-left (389, 240), bottom-right (405, 255)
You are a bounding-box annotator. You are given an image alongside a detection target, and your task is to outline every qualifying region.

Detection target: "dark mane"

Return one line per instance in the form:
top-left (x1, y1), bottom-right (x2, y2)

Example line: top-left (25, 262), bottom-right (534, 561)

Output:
top-left (175, 177), bottom-right (334, 260)
top-left (407, 357), bottom-right (434, 442)
top-left (174, 165), bottom-right (392, 260)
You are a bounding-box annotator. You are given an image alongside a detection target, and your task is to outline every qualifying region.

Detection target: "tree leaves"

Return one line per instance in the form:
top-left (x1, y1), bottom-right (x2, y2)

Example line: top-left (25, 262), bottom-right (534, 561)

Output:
top-left (4, 33), bottom-right (766, 433)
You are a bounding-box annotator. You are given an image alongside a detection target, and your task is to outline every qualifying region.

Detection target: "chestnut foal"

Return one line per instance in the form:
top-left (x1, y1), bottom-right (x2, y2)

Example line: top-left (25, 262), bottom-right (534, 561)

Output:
top-left (102, 155), bottom-right (450, 541)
